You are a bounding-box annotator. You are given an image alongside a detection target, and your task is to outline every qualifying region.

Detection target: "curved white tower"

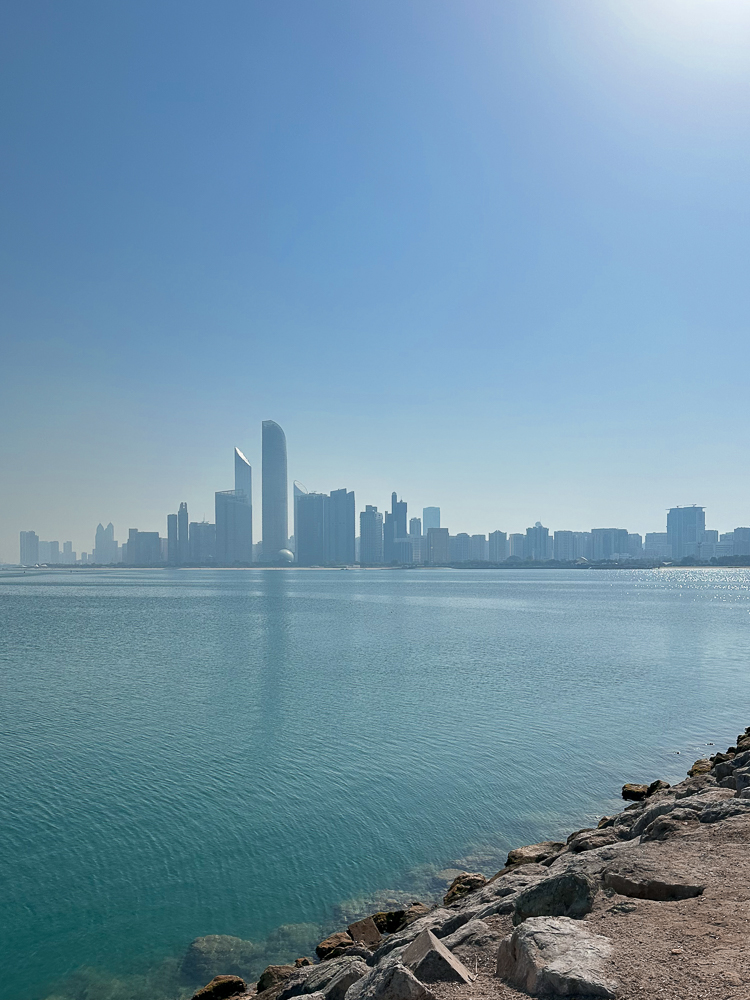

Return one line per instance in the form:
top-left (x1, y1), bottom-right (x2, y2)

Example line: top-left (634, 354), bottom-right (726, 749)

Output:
top-left (262, 420), bottom-right (288, 561)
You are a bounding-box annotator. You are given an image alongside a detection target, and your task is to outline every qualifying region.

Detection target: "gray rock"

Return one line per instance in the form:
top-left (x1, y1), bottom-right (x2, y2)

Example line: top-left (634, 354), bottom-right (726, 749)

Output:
top-left (674, 774), bottom-right (717, 798)
top-left (512, 871), bottom-right (597, 925)
top-left (640, 810), bottom-right (700, 841)
top-left (348, 918), bottom-right (382, 950)
top-left (344, 963), bottom-right (436, 1000)
top-left (496, 916), bottom-right (617, 998)
top-left (317, 934), bottom-right (355, 961)
top-left (700, 798), bottom-right (750, 822)
top-left (371, 909), bottom-right (454, 961)
top-left (443, 872), bottom-right (487, 905)
top-left (440, 919), bottom-right (498, 952)
top-left (603, 860), bottom-right (704, 901)
top-left (258, 966), bottom-right (295, 992)
top-left (566, 829), bottom-right (618, 853)
top-left (734, 767), bottom-right (750, 795)
top-left (401, 930), bottom-right (472, 984)
top-left (191, 976), bottom-right (248, 1000)
top-left (279, 957), bottom-right (368, 1000)
top-left (506, 841), bottom-right (566, 866)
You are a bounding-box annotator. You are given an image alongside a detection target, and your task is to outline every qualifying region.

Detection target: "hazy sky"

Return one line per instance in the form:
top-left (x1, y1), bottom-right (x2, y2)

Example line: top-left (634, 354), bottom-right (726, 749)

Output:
top-left (2, 0), bottom-right (750, 560)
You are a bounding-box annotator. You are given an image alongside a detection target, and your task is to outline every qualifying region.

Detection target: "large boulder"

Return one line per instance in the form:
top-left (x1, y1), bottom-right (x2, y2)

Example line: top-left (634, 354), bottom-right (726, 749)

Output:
top-left (401, 929), bottom-right (472, 984)
top-left (258, 966), bottom-right (296, 992)
top-left (688, 759), bottom-right (712, 777)
top-left (348, 917), bottom-right (382, 949)
top-left (317, 933), bottom-right (354, 961)
top-left (603, 859), bottom-right (704, 901)
top-left (621, 783), bottom-right (649, 801)
top-left (566, 829), bottom-right (618, 854)
top-left (507, 842), bottom-right (565, 867)
top-left (183, 936), bottom-right (260, 984)
top-left (512, 871), bottom-right (597, 925)
top-left (279, 956), bottom-right (368, 1000)
top-left (443, 872), bottom-right (487, 905)
top-left (496, 916), bottom-right (617, 998)
top-left (371, 911), bottom-right (407, 935)
top-left (191, 976), bottom-right (247, 1000)
top-left (344, 963), bottom-right (436, 1000)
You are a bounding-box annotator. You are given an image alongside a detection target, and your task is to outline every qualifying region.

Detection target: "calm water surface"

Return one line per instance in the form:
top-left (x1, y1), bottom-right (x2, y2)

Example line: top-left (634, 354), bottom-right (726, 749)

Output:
top-left (2, 567), bottom-right (750, 1000)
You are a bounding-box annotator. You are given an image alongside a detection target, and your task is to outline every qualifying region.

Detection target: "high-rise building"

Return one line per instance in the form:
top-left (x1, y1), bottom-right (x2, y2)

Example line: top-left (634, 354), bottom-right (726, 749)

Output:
top-left (469, 534), bottom-right (488, 562)
top-left (733, 527), bottom-right (750, 556)
top-left (215, 491), bottom-right (253, 565)
top-left (360, 506), bottom-right (384, 565)
top-left (426, 527), bottom-right (450, 565)
top-left (94, 522), bottom-right (117, 564)
top-left (177, 503), bottom-right (189, 565)
top-left (39, 541), bottom-right (51, 563)
top-left (553, 530), bottom-right (575, 562)
top-left (384, 493), bottom-right (407, 563)
top-left (667, 506), bottom-right (705, 561)
top-left (262, 420), bottom-right (288, 561)
top-left (234, 447), bottom-right (253, 556)
top-left (409, 517), bottom-right (422, 536)
top-left (326, 488), bottom-right (355, 565)
top-left (644, 532), bottom-right (671, 559)
top-left (167, 513), bottom-right (178, 565)
top-left (293, 481), bottom-right (308, 558)
top-left (296, 492), bottom-right (327, 565)
top-left (189, 521), bottom-right (216, 565)
top-left (423, 507), bottom-right (440, 534)
top-left (524, 522), bottom-right (550, 562)
top-left (62, 541), bottom-right (75, 565)
top-left (450, 533), bottom-right (470, 562)
top-left (19, 531), bottom-right (39, 565)
top-left (508, 533), bottom-right (525, 559)
top-left (124, 529), bottom-right (161, 565)
top-left (49, 541), bottom-right (60, 563)
top-left (627, 534), bottom-right (643, 558)
top-left (591, 528), bottom-right (629, 561)
top-left (489, 530), bottom-right (508, 563)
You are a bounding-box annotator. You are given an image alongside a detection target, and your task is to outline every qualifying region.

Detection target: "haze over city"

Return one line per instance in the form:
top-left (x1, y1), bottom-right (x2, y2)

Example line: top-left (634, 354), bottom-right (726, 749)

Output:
top-left (3, 1), bottom-right (750, 561)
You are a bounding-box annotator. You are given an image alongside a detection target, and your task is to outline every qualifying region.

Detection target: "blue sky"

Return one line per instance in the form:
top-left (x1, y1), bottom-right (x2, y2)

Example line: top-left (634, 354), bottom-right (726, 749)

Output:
top-left (2, 0), bottom-right (749, 559)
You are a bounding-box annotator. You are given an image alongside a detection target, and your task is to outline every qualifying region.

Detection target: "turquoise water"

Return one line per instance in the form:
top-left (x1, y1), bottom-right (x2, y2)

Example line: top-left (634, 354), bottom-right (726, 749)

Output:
top-left (2, 567), bottom-right (750, 1000)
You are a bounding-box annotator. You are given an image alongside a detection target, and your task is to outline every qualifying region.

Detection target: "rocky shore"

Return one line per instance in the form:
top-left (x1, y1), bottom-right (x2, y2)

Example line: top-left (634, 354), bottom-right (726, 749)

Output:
top-left (184, 726), bottom-right (750, 1000)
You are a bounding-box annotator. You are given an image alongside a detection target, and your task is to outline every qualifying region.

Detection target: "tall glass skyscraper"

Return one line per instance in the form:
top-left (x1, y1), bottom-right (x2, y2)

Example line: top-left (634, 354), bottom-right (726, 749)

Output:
top-left (262, 420), bottom-right (288, 561)
top-left (234, 447), bottom-right (253, 555)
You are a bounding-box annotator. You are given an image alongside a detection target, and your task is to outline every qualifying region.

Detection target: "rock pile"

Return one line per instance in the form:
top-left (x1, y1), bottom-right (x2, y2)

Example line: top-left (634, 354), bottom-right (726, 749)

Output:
top-left (186, 725), bottom-right (750, 999)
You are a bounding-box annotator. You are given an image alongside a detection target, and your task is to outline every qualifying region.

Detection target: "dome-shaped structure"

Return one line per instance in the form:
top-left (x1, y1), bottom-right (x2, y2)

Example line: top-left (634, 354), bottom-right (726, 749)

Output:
top-left (278, 548), bottom-right (294, 564)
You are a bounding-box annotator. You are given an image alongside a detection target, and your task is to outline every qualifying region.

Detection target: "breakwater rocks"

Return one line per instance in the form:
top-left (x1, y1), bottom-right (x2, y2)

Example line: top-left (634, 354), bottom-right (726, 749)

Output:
top-left (185, 726), bottom-right (750, 1000)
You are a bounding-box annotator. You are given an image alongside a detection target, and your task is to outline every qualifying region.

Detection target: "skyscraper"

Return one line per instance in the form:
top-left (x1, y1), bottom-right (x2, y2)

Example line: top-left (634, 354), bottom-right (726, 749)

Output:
top-left (524, 522), bottom-right (550, 562)
top-left (94, 522), bottom-right (117, 564)
top-left (667, 506), bottom-right (705, 561)
top-left (384, 492), bottom-right (407, 563)
top-left (409, 517), bottom-right (421, 536)
top-left (189, 521), bottom-right (216, 565)
top-left (325, 488), bottom-right (355, 565)
top-left (167, 513), bottom-right (178, 565)
top-left (426, 527), bottom-right (450, 565)
top-left (293, 481), bottom-right (308, 558)
top-left (489, 530), bottom-right (508, 563)
top-left (262, 420), bottom-right (288, 561)
top-left (591, 528), bottom-right (629, 561)
top-left (234, 447), bottom-right (253, 557)
top-left (423, 507), bottom-right (440, 533)
top-left (177, 503), bottom-right (189, 565)
top-left (469, 534), bottom-right (488, 562)
top-left (359, 506), bottom-right (384, 565)
top-left (19, 530), bottom-right (39, 565)
top-left (296, 492), bottom-right (327, 565)
top-left (215, 491), bottom-right (253, 565)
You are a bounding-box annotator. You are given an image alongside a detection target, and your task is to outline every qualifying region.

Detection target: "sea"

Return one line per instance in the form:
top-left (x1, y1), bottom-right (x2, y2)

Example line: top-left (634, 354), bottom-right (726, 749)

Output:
top-left (2, 567), bottom-right (750, 1000)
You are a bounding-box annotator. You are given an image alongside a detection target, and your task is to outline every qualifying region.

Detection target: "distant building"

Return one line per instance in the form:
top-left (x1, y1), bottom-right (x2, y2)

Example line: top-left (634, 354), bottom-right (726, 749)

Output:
top-left (62, 541), bottom-right (75, 565)
top-left (167, 513), bottom-right (178, 565)
top-left (734, 527), bottom-right (750, 556)
top-left (426, 527), bottom-right (450, 565)
top-left (423, 507), bottom-right (440, 534)
top-left (591, 528), bottom-right (629, 562)
top-left (296, 492), bottom-right (327, 565)
top-left (215, 490), bottom-right (253, 564)
top-left (360, 505), bottom-right (384, 565)
top-left (644, 532), bottom-right (671, 559)
top-left (525, 522), bottom-right (550, 562)
top-left (469, 534), bottom-right (488, 561)
top-left (450, 533), bottom-right (470, 562)
top-left (488, 530), bottom-right (508, 563)
top-left (293, 481), bottom-right (308, 558)
top-left (262, 420), bottom-right (288, 561)
top-left (508, 533), bottom-right (525, 559)
top-left (409, 517), bottom-right (422, 536)
top-left (234, 448), bottom-right (253, 557)
top-left (124, 529), bottom-right (161, 566)
top-left (19, 530), bottom-right (39, 565)
top-left (49, 541), bottom-right (60, 563)
top-left (326, 488), bottom-right (355, 564)
top-left (553, 531), bottom-right (575, 562)
top-left (94, 522), bottom-right (117, 564)
top-left (667, 506), bottom-right (705, 561)
top-left (39, 540), bottom-right (51, 563)
top-left (384, 493), bottom-right (407, 563)
top-left (189, 521), bottom-right (216, 565)
top-left (177, 503), bottom-right (189, 565)
top-left (627, 534), bottom-right (643, 558)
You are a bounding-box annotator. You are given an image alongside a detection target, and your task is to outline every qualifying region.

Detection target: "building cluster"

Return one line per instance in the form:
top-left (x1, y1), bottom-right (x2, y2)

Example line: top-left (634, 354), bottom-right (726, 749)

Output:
top-left (16, 422), bottom-right (750, 568)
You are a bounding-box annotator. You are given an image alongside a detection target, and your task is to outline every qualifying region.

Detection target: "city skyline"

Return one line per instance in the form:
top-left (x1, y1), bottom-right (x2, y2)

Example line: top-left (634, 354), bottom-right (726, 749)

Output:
top-left (11, 420), bottom-right (750, 566)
